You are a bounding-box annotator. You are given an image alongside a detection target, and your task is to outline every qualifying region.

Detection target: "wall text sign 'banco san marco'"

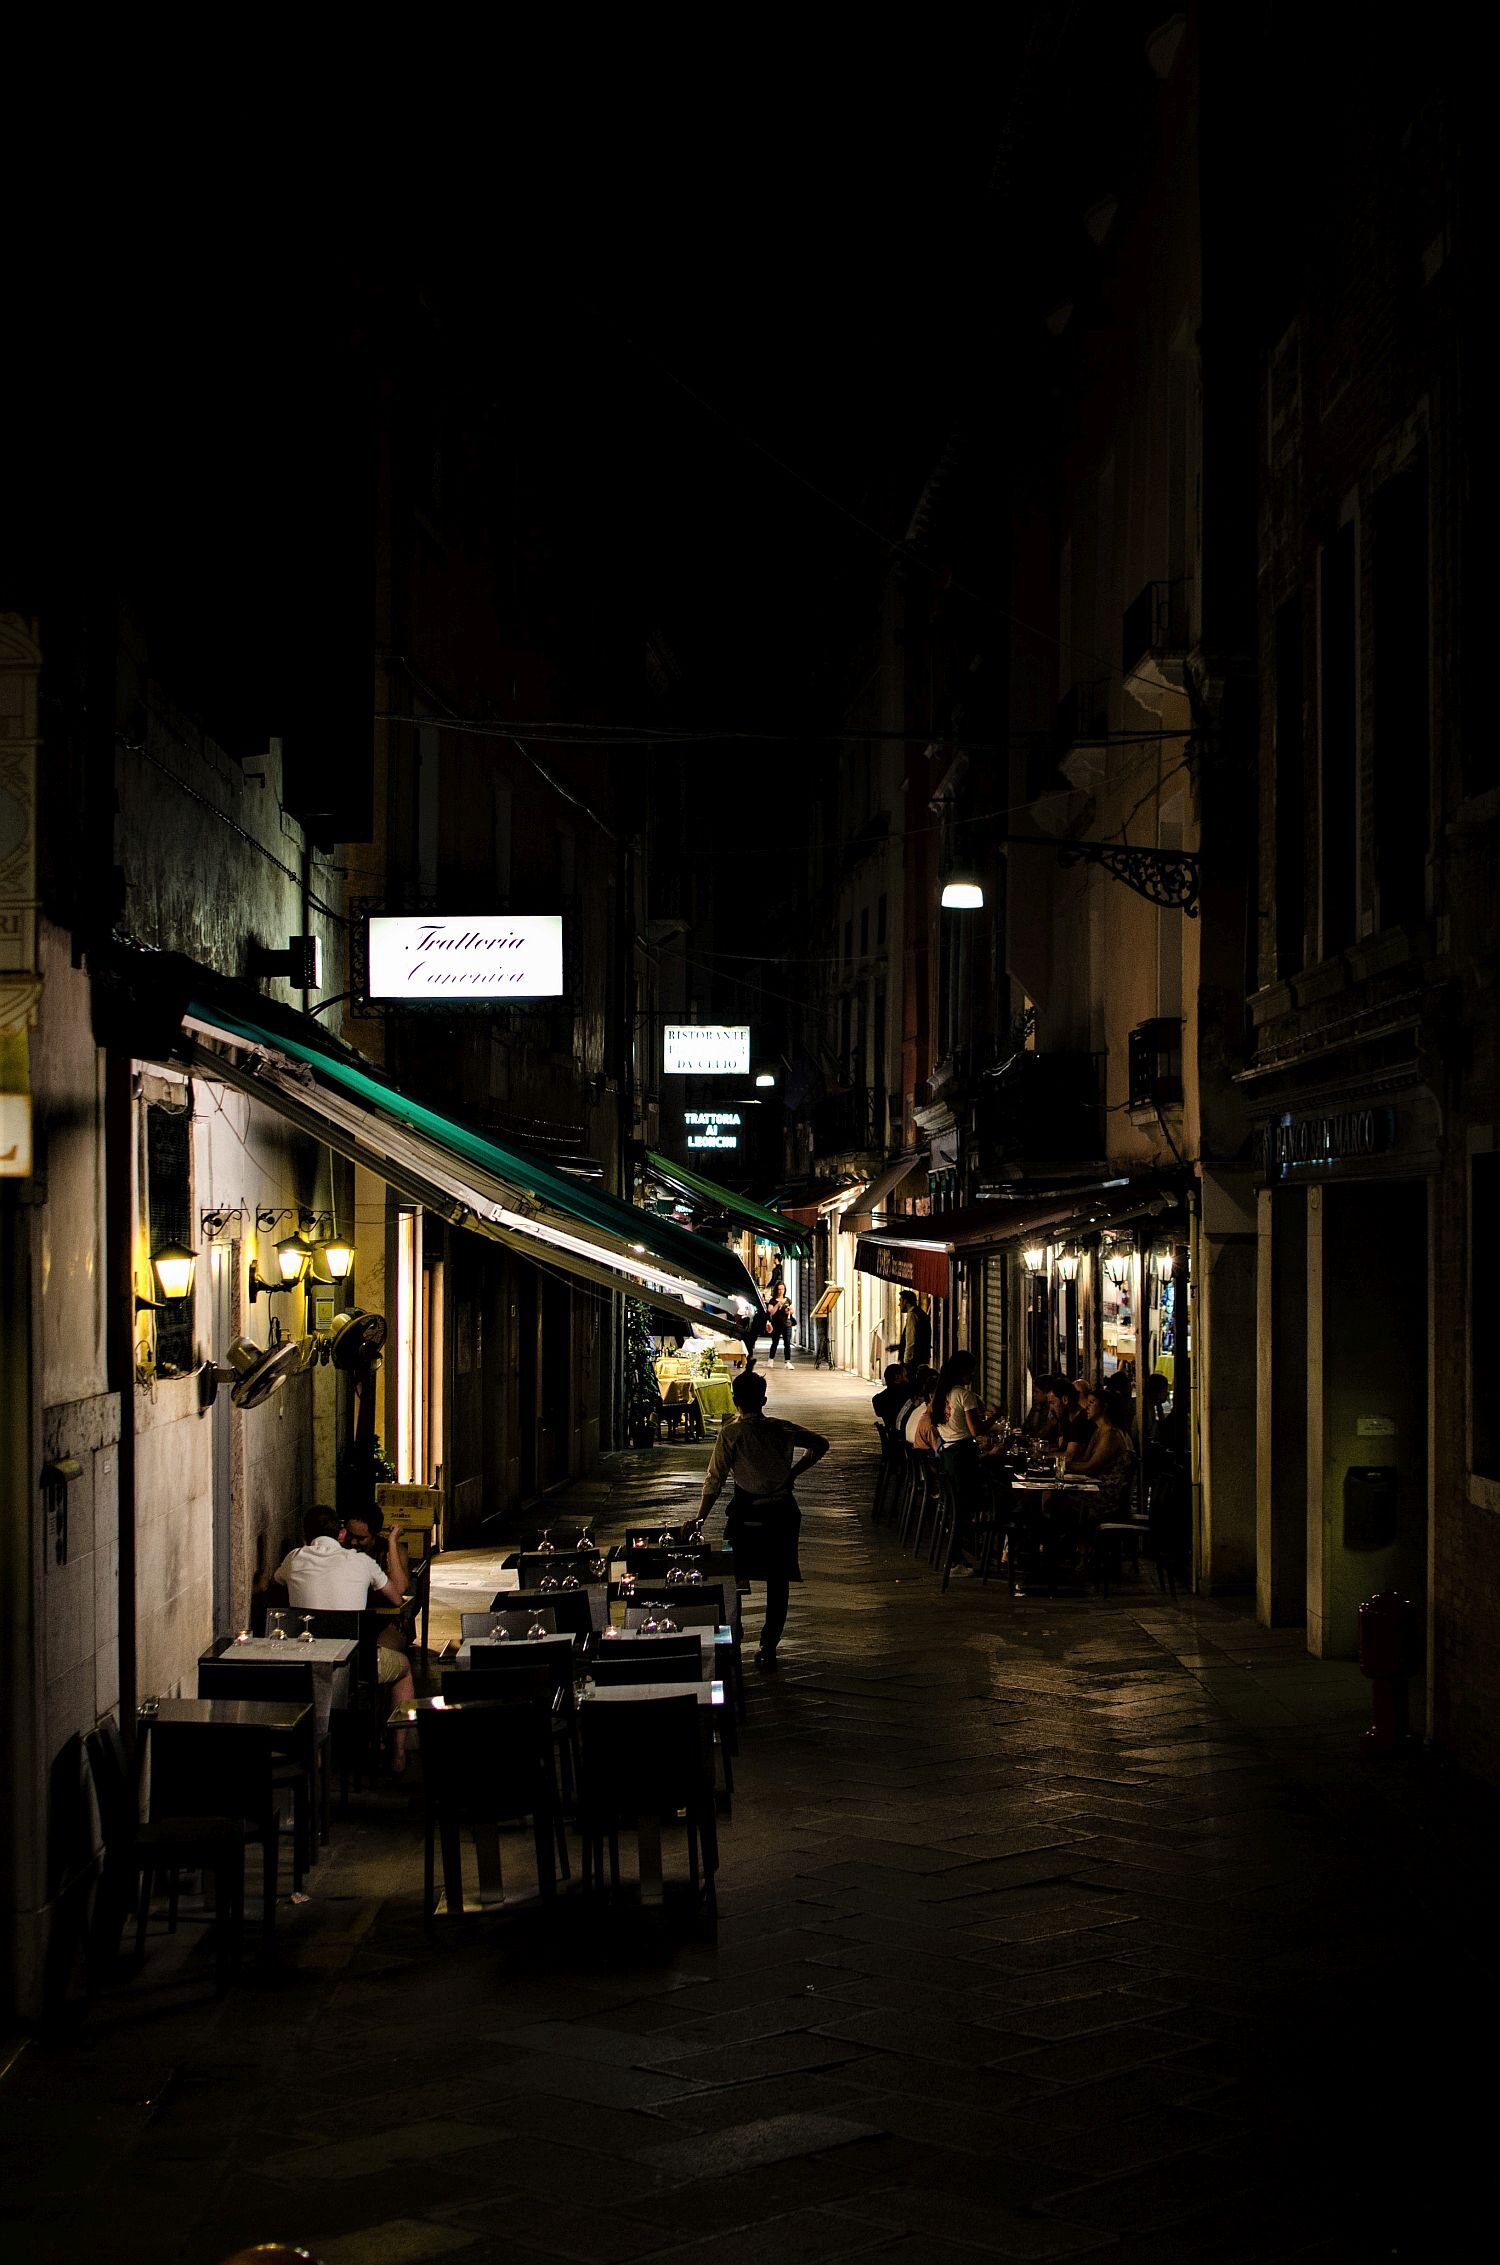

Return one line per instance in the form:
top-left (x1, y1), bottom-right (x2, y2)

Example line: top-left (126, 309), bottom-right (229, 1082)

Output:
top-left (663, 1026), bottom-right (751, 1076)
top-left (367, 916), bottom-right (564, 999)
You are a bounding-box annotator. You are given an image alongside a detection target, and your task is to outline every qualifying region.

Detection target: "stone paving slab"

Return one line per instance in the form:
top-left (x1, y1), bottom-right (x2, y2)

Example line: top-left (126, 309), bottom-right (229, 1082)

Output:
top-left (3, 1363), bottom-right (1496, 2264)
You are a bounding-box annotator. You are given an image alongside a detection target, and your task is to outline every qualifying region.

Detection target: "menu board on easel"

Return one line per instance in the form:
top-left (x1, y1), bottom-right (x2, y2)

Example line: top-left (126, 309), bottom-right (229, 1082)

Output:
top-left (810, 1285), bottom-right (844, 1319)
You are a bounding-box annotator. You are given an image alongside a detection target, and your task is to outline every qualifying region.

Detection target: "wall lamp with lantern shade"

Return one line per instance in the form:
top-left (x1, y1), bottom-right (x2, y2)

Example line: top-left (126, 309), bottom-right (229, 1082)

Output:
top-left (1150, 1242), bottom-right (1176, 1284)
top-left (249, 1233), bottom-right (310, 1303)
top-left (1054, 1248), bottom-right (1081, 1283)
top-left (136, 1241), bottom-right (197, 1311)
top-left (298, 1208), bottom-right (356, 1283)
top-left (1021, 1243), bottom-right (1047, 1275)
top-left (1104, 1246), bottom-right (1132, 1290)
top-left (317, 1231), bottom-right (355, 1282)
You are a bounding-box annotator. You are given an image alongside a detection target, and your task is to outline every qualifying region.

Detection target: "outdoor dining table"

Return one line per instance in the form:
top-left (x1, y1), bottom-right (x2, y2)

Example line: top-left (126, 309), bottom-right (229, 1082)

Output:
top-left (692, 1378), bottom-right (735, 1424)
top-left (139, 1695), bottom-right (313, 1750)
top-left (220, 1636), bottom-right (355, 1736)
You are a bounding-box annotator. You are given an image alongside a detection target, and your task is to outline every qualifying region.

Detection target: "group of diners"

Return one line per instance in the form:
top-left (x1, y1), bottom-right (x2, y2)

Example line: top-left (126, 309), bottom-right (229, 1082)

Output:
top-left (872, 1352), bottom-right (1145, 1586)
top-left (254, 1501), bottom-right (417, 1765)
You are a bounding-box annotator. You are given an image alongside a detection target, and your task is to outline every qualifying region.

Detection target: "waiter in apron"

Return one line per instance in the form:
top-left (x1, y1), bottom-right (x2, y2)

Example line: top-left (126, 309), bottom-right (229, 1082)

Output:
top-left (697, 1368), bottom-right (830, 1670)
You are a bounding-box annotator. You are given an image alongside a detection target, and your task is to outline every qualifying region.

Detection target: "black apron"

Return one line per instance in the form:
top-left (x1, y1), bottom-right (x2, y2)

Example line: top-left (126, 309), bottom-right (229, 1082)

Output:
top-left (724, 1487), bottom-right (803, 1583)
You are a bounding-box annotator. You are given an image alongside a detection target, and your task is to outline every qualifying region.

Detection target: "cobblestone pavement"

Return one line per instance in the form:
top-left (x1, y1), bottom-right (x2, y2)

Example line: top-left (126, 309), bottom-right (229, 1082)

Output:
top-left (4, 1367), bottom-right (1495, 2265)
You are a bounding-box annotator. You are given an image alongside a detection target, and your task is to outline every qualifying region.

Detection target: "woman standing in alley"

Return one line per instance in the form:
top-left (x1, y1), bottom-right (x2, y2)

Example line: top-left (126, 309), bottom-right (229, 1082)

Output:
top-left (697, 1367), bottom-right (829, 1670)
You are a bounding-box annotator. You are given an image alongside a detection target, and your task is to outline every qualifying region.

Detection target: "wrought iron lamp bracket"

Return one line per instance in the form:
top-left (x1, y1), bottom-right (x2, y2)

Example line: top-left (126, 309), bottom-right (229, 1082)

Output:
top-left (1055, 840), bottom-right (1201, 916)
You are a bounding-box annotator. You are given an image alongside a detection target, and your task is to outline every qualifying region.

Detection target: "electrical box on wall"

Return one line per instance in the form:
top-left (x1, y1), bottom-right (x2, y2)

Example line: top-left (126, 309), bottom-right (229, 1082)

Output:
top-left (1343, 1465), bottom-right (1400, 1550)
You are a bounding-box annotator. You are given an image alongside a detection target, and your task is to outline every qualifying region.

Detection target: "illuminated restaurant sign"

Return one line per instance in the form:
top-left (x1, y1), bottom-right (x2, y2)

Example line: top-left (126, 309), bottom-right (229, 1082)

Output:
top-left (685, 1109), bottom-right (741, 1150)
top-left (663, 1025), bottom-right (751, 1076)
top-left (366, 915), bottom-right (564, 999)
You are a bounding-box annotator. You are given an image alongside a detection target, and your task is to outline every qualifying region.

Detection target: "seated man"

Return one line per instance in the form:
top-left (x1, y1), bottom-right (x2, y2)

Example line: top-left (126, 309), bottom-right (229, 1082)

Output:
top-left (872, 1361), bottom-right (909, 1430)
top-left (261, 1505), bottom-right (416, 1771)
top-left (343, 1499), bottom-right (420, 1675)
top-left (1050, 1378), bottom-right (1094, 1461)
top-left (1022, 1374), bottom-right (1062, 1442)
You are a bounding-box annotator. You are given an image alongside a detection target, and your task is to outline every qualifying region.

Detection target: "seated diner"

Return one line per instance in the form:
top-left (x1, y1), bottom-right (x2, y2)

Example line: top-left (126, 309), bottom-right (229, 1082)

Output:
top-left (258, 1505), bottom-right (416, 1770)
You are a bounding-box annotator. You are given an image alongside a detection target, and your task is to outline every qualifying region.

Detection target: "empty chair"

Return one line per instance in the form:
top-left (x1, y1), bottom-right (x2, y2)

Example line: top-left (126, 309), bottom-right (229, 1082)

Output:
top-left (899, 1446), bottom-right (941, 1555)
top-left (416, 1699), bottom-right (561, 1922)
top-left (631, 1579), bottom-right (737, 1625)
top-left (516, 1551), bottom-right (608, 1590)
top-left (500, 1587), bottom-right (594, 1640)
top-left (591, 1653), bottom-right (705, 1687)
top-left (83, 1719), bottom-right (137, 1983)
top-left (461, 1607), bottom-right (556, 1641)
top-left (631, 1582), bottom-right (743, 1715)
top-left (578, 1694), bottom-right (718, 1932)
top-left (134, 1722), bottom-right (282, 1988)
top-left (625, 1601), bottom-right (719, 1630)
top-left (625, 1543), bottom-right (721, 1581)
top-left (872, 1421), bottom-right (903, 1521)
top-left (454, 1642), bottom-right (581, 1804)
top-left (197, 1658), bottom-right (321, 1864)
top-left (601, 1632), bottom-right (704, 1663)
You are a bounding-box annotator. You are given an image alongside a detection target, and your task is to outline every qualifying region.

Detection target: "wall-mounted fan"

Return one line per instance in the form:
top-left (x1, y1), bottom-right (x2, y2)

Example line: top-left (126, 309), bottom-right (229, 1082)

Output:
top-left (198, 1334), bottom-right (303, 1412)
top-left (326, 1309), bottom-right (388, 1371)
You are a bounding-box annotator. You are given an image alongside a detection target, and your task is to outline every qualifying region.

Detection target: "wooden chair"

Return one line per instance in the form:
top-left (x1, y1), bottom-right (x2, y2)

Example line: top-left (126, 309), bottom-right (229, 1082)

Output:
top-left (416, 1699), bottom-right (560, 1923)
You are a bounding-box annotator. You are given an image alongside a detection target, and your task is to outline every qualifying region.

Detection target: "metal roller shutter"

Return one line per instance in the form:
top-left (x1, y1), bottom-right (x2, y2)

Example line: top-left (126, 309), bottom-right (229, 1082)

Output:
top-left (982, 1255), bottom-right (1006, 1410)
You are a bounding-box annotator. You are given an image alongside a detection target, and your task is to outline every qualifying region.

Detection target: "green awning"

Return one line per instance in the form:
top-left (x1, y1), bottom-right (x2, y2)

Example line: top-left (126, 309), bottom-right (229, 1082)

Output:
top-left (644, 1149), bottom-right (812, 1255)
top-left (179, 998), bottom-right (765, 1340)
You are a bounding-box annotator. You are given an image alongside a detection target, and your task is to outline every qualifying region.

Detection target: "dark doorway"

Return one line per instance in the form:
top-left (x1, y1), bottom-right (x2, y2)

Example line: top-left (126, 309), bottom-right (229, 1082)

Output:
top-left (1269, 1189), bottom-right (1308, 1623)
top-left (518, 1269), bottom-right (540, 1503)
top-left (539, 1277), bottom-right (573, 1494)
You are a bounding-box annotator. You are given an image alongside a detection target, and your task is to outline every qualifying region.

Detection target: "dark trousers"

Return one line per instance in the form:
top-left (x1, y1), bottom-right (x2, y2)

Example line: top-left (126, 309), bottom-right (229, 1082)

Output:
top-left (768, 1320), bottom-right (794, 1363)
top-left (761, 1575), bottom-right (791, 1654)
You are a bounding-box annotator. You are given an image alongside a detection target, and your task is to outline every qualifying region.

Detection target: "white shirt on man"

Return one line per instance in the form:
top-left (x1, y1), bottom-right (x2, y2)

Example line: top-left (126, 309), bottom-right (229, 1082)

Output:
top-left (273, 1534), bottom-right (388, 1610)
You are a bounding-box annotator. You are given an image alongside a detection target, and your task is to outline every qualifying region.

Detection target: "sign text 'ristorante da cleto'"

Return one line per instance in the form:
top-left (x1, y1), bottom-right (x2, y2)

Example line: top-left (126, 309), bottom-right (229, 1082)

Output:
top-left (367, 916), bottom-right (564, 999)
top-left (663, 1026), bottom-right (751, 1076)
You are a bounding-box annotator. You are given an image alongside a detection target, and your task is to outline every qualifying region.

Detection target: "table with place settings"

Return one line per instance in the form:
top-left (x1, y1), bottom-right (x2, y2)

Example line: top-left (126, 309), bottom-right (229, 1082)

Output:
top-left (221, 1636), bottom-right (355, 1734)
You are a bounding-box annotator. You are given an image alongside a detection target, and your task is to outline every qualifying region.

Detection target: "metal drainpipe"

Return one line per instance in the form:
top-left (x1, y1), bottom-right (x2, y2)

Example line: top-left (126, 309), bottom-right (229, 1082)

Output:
top-left (106, 1051), bottom-right (139, 1737)
top-left (1186, 1182), bottom-right (1203, 1591)
top-left (1, 1173), bottom-right (45, 2020)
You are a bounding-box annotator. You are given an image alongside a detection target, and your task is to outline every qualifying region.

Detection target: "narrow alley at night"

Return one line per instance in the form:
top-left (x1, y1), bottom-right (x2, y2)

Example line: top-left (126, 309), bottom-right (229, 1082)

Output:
top-left (1, 10), bottom-right (1492, 2263)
